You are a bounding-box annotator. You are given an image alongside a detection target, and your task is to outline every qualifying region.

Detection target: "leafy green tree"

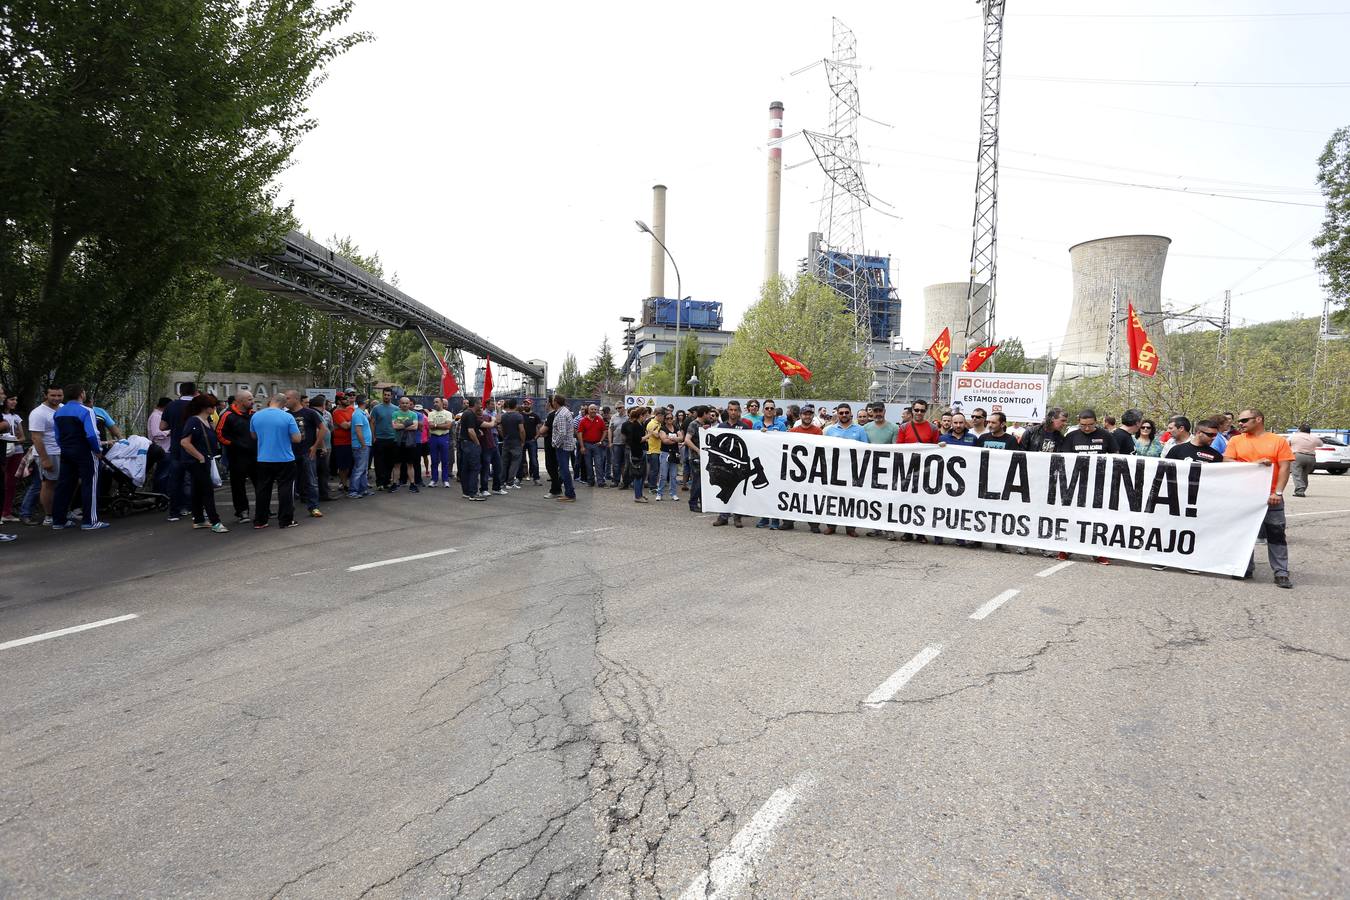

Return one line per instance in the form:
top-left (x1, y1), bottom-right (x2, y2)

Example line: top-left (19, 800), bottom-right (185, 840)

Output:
top-left (0, 1), bottom-right (367, 402)
top-left (555, 352), bottom-right (584, 398)
top-left (1314, 126), bottom-right (1350, 311)
top-left (636, 333), bottom-right (715, 397)
top-left (583, 336), bottom-right (622, 397)
top-left (713, 276), bottom-right (871, 399)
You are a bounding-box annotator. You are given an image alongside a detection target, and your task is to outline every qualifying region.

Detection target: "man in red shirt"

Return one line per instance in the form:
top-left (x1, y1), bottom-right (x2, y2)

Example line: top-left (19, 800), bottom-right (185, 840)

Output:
top-left (789, 406), bottom-right (823, 435)
top-left (897, 400), bottom-right (940, 444)
top-left (577, 403), bottom-right (609, 487)
top-left (329, 391), bottom-right (355, 494)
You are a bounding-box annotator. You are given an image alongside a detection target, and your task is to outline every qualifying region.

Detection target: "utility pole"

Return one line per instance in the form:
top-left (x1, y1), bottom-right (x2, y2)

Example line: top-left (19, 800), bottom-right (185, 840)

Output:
top-left (1218, 289), bottom-right (1232, 367)
top-left (1105, 279), bottom-right (1120, 389)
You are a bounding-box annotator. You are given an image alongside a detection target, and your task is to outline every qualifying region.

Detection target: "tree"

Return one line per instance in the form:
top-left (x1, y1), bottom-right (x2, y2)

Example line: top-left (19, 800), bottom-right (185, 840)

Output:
top-left (712, 276), bottom-right (871, 399)
top-left (1314, 126), bottom-right (1350, 311)
top-left (555, 352), bottom-right (584, 398)
top-left (583, 336), bottom-right (622, 397)
top-left (636, 333), bottom-right (715, 397)
top-left (0, 1), bottom-right (368, 402)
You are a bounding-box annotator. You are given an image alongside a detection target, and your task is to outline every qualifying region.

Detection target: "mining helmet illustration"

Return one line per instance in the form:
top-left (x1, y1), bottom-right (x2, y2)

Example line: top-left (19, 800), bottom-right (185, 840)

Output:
top-left (705, 432), bottom-right (769, 502)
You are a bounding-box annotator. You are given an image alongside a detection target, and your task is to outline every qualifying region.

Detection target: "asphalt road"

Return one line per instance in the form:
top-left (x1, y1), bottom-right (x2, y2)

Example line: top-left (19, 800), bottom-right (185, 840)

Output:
top-left (1, 471), bottom-right (1347, 898)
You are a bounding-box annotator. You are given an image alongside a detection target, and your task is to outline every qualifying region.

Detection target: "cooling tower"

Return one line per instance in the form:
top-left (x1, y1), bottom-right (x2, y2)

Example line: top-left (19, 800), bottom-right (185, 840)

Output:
top-left (923, 282), bottom-right (990, 350)
top-left (1056, 235), bottom-right (1170, 380)
top-left (763, 101), bottom-right (785, 285)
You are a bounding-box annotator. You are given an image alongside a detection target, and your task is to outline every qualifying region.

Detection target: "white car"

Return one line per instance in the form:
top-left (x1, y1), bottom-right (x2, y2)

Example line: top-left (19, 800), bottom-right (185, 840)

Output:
top-left (1312, 436), bottom-right (1350, 474)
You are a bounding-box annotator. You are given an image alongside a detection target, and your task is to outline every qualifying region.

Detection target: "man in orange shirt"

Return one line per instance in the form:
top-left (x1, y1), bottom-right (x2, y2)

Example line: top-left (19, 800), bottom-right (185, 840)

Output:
top-left (1224, 407), bottom-right (1294, 588)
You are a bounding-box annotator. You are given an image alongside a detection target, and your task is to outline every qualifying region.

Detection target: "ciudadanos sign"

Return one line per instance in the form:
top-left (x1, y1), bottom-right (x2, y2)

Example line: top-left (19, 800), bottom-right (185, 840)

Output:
top-left (700, 430), bottom-right (1271, 576)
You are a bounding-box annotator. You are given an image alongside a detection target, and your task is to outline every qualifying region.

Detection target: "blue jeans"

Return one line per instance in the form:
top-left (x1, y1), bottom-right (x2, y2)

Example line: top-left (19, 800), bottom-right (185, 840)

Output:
top-left (646, 453), bottom-right (661, 489)
top-left (559, 446), bottom-right (576, 498)
top-left (657, 454), bottom-right (678, 497)
top-left (163, 455), bottom-right (192, 513)
top-left (20, 472), bottom-right (41, 517)
top-left (479, 445), bottom-right (502, 492)
top-left (459, 442), bottom-right (482, 496)
top-left (688, 462), bottom-right (702, 511)
top-left (349, 445), bottom-right (370, 495)
top-left (429, 433), bottom-right (452, 482)
top-left (629, 450), bottom-right (646, 499)
top-left (610, 444), bottom-right (625, 484)
top-left (295, 454), bottom-right (319, 510)
top-left (585, 442), bottom-right (605, 485)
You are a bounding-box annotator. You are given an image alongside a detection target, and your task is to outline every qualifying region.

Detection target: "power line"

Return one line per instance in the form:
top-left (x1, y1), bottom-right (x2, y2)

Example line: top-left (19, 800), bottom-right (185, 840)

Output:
top-left (870, 64), bottom-right (1350, 90)
top-left (1016, 11), bottom-right (1350, 20)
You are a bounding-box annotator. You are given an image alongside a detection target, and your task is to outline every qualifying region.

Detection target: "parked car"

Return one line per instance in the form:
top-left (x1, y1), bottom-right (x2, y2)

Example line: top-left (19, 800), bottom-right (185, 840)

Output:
top-left (1312, 436), bottom-right (1350, 474)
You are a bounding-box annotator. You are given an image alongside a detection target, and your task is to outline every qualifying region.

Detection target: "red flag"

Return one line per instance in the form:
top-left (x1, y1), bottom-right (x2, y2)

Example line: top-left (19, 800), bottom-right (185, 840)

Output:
top-left (960, 344), bottom-right (999, 372)
top-left (481, 355), bottom-right (494, 406)
top-left (926, 328), bottom-right (952, 373)
top-left (1126, 303), bottom-right (1159, 376)
top-left (439, 352), bottom-right (459, 399)
top-left (766, 350), bottom-right (812, 382)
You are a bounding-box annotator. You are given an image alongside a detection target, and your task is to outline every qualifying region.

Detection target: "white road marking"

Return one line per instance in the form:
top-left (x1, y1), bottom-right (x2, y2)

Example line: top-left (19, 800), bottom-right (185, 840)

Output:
top-left (678, 773), bottom-right (815, 900)
top-left (970, 588), bottom-right (1020, 621)
top-left (346, 548), bottom-right (458, 572)
top-left (569, 526), bottom-right (617, 535)
top-left (1, 614), bottom-right (139, 651)
top-left (1288, 508), bottom-right (1350, 518)
top-left (1035, 560), bottom-right (1074, 578)
top-left (863, 645), bottom-right (943, 707)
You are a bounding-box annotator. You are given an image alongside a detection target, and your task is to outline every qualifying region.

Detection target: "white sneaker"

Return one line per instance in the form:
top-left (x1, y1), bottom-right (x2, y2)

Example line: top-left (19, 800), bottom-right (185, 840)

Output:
top-left (494, 489), bottom-right (509, 496)
top-left (428, 480), bottom-right (438, 488)
top-left (654, 495), bottom-right (662, 502)
top-left (479, 490), bottom-right (490, 497)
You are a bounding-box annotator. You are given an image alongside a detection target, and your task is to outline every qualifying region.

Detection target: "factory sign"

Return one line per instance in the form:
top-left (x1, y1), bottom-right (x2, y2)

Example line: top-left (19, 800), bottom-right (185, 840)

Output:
top-left (949, 374), bottom-right (1049, 423)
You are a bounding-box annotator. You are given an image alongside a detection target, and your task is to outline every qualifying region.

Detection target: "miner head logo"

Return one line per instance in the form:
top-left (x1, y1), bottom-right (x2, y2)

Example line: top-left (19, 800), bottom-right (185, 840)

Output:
top-left (705, 432), bottom-right (769, 502)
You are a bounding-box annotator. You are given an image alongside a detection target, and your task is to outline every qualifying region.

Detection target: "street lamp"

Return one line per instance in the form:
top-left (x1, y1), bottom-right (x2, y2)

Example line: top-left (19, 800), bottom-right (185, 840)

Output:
top-left (780, 375), bottom-right (792, 400)
top-left (636, 219), bottom-right (683, 394)
top-left (869, 379), bottom-right (881, 401)
top-left (686, 368), bottom-right (700, 394)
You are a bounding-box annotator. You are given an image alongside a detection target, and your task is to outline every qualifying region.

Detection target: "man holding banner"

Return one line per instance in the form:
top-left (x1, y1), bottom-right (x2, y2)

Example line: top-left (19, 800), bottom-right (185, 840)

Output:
top-left (1224, 408), bottom-right (1295, 588)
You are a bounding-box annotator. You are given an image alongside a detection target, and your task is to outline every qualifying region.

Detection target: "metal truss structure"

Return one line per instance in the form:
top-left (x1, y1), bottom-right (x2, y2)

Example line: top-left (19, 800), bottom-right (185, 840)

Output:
top-left (806, 18), bottom-right (873, 345)
top-left (222, 231), bottom-right (544, 389)
top-left (964, 0), bottom-right (1006, 353)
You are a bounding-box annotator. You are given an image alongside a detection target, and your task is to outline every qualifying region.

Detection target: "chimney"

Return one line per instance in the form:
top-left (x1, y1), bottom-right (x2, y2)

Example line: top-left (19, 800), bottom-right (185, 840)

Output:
top-left (649, 184), bottom-right (667, 298)
top-left (764, 101), bottom-right (785, 285)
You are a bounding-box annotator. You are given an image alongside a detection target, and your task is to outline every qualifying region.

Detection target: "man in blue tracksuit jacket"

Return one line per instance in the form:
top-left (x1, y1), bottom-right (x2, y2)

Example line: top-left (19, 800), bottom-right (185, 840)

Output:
top-left (51, 384), bottom-right (108, 530)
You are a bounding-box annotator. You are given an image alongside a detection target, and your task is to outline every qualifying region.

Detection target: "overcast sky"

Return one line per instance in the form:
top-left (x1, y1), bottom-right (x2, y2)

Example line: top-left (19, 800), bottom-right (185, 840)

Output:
top-left (278, 0), bottom-right (1345, 387)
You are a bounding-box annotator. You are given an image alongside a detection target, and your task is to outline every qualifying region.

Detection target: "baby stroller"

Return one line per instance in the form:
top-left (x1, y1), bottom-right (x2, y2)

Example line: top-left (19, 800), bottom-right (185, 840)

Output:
top-left (100, 436), bottom-right (170, 518)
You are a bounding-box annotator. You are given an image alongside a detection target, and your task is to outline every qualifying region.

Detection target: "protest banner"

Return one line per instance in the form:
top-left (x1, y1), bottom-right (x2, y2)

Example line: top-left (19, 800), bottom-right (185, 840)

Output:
top-left (700, 430), bottom-right (1271, 576)
top-left (949, 374), bottom-right (1049, 422)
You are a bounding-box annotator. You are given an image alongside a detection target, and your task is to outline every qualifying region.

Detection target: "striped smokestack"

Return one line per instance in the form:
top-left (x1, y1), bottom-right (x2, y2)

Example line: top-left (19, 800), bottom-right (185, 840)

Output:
top-left (649, 184), bottom-right (667, 298)
top-left (763, 101), bottom-right (785, 285)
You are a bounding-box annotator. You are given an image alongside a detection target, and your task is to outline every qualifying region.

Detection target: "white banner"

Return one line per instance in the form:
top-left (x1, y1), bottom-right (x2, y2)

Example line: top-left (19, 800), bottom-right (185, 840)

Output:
top-left (625, 394), bottom-right (908, 423)
top-left (949, 373), bottom-right (1048, 423)
top-left (700, 430), bottom-right (1271, 576)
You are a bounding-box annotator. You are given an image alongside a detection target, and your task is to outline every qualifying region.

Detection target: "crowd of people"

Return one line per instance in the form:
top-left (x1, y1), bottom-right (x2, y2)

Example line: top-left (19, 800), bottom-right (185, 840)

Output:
top-left (0, 383), bottom-right (1303, 587)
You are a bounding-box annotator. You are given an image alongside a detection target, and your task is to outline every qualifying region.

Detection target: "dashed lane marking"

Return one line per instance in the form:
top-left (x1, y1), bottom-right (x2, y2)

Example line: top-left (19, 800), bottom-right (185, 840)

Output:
top-left (346, 548), bottom-right (459, 572)
top-left (1288, 508), bottom-right (1350, 517)
top-left (0, 614), bottom-right (139, 651)
top-left (969, 588), bottom-right (1020, 621)
top-left (863, 645), bottom-right (943, 707)
top-left (678, 772), bottom-right (815, 900)
top-left (569, 526), bottom-right (617, 535)
top-left (1035, 560), bottom-right (1074, 578)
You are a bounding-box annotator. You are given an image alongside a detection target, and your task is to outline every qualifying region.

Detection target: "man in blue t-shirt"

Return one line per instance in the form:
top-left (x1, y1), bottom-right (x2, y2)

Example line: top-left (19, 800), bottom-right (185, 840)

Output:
top-left (369, 387), bottom-right (399, 490)
top-left (347, 397), bottom-right (373, 498)
top-left (822, 403), bottom-right (869, 536)
top-left (249, 395), bottom-right (301, 529)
